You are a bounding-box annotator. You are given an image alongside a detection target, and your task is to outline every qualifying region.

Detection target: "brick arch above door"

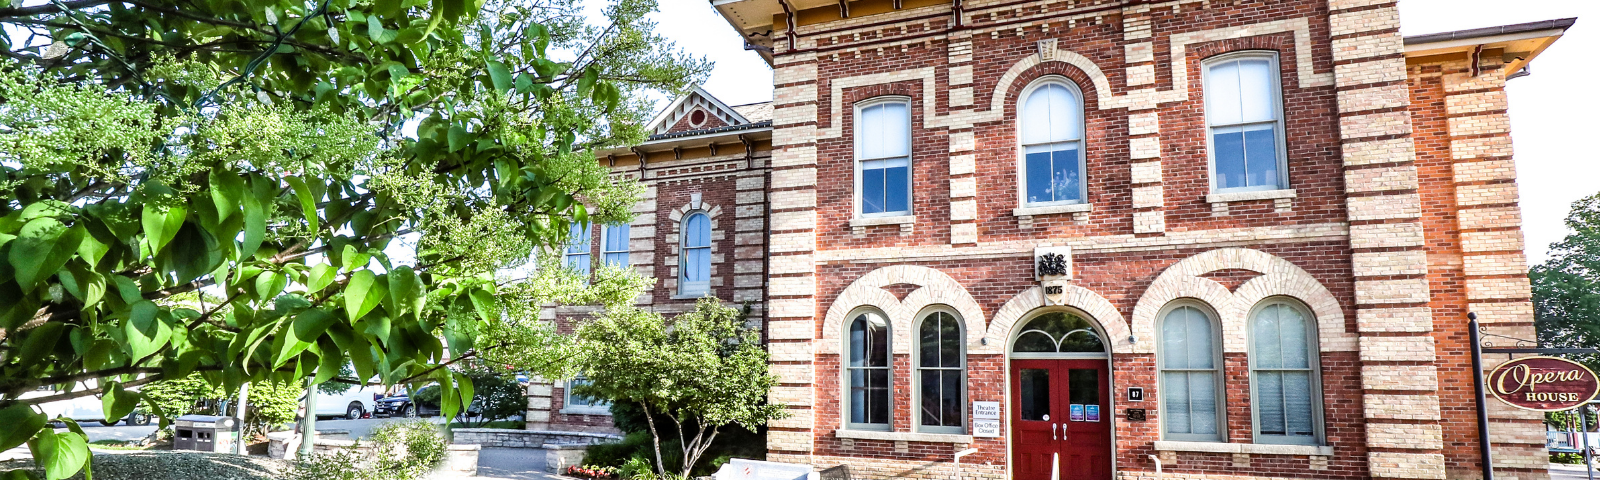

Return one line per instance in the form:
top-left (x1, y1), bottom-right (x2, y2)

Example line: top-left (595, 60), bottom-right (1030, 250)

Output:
top-left (979, 285), bottom-right (1129, 356)
top-left (1129, 247), bottom-right (1356, 355)
top-left (820, 265), bottom-right (985, 356)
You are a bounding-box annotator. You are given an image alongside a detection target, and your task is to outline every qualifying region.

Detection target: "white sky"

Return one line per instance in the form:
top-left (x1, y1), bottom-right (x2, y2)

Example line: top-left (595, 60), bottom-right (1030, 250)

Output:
top-left (644, 0), bottom-right (1596, 265)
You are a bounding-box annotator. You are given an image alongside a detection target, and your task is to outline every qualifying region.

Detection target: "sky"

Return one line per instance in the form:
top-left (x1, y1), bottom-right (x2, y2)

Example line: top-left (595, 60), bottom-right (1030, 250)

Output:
top-left (641, 0), bottom-right (1597, 265)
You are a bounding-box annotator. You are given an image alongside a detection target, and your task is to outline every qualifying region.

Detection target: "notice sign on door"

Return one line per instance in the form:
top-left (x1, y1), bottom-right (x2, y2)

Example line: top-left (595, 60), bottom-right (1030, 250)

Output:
top-left (1085, 405), bottom-right (1101, 422)
top-left (972, 401), bottom-right (1000, 437)
top-left (1069, 404), bottom-right (1085, 422)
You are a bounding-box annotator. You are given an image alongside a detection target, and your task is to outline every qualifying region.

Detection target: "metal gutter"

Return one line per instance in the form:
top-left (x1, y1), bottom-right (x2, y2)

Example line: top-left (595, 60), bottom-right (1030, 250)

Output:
top-left (1403, 18), bottom-right (1575, 46)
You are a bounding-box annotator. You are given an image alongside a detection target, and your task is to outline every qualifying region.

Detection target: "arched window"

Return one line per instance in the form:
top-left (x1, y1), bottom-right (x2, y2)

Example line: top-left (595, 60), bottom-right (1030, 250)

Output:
top-left (846, 311), bottom-right (890, 430)
top-left (565, 222), bottom-right (591, 277)
top-left (679, 212), bottom-right (710, 297)
top-left (1012, 311), bottom-right (1106, 355)
top-left (1204, 52), bottom-right (1287, 192)
top-left (1159, 304), bottom-right (1224, 442)
top-left (855, 98), bottom-right (911, 217)
top-left (1019, 79), bottom-right (1086, 205)
top-left (1249, 299), bottom-right (1323, 445)
top-left (917, 310), bottom-right (964, 433)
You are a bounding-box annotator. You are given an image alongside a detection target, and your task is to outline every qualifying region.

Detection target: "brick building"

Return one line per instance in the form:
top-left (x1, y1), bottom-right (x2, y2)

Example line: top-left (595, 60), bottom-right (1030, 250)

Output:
top-left (538, 2), bottom-right (1575, 479)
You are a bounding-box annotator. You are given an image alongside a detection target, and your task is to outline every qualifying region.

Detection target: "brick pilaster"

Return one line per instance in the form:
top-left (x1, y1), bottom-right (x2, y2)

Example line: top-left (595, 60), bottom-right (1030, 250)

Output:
top-left (1123, 13), bottom-right (1165, 234)
top-left (767, 42), bottom-right (820, 464)
top-left (1328, 1), bottom-right (1445, 479)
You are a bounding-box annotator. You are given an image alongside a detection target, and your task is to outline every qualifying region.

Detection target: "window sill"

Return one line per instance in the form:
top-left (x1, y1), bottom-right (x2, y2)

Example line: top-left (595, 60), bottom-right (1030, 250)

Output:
top-left (671, 294), bottom-right (712, 300)
top-left (849, 215), bottom-right (916, 227)
top-left (1153, 441), bottom-right (1331, 456)
top-left (849, 215), bottom-right (915, 236)
top-left (1205, 189), bottom-right (1297, 204)
top-left (1012, 203), bottom-right (1093, 217)
top-left (559, 407), bottom-right (613, 416)
top-left (835, 429), bottom-right (973, 444)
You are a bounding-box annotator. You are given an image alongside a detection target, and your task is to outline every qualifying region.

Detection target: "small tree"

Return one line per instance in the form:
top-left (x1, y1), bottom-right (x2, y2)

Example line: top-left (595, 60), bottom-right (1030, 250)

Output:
top-left (576, 299), bottom-right (786, 478)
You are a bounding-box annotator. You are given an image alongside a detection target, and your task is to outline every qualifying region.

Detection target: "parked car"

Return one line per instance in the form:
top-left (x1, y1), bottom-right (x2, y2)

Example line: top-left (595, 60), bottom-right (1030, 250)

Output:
top-left (20, 383), bottom-right (152, 426)
top-left (373, 386), bottom-right (440, 418)
top-left (311, 383), bottom-right (385, 420)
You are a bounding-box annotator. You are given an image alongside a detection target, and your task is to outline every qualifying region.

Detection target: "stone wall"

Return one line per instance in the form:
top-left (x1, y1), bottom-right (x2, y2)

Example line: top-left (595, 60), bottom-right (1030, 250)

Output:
top-left (450, 428), bottom-right (621, 448)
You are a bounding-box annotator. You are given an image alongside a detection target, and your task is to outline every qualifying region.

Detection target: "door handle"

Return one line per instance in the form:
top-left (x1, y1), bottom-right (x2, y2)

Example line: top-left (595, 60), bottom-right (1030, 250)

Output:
top-left (1052, 423), bottom-right (1058, 440)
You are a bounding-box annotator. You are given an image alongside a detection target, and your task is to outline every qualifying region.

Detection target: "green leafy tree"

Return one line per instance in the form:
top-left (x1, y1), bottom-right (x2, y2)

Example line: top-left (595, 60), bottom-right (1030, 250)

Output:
top-left (1533, 193), bottom-right (1600, 370)
top-left (0, 0), bottom-right (707, 476)
top-left (140, 374), bottom-right (303, 437)
top-left (575, 299), bottom-right (787, 478)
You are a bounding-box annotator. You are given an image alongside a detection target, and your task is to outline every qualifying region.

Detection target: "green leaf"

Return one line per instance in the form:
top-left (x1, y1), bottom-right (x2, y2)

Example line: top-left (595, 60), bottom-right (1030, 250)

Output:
top-left (312, 337), bottom-right (343, 386)
top-left (18, 322), bottom-right (63, 367)
top-left (525, 22), bottom-right (549, 56)
top-left (9, 219), bottom-right (82, 291)
top-left (367, 16), bottom-right (385, 41)
top-left (141, 203), bottom-right (186, 254)
top-left (306, 264), bottom-right (337, 293)
top-left (28, 430), bottom-right (88, 480)
top-left (469, 289), bottom-right (498, 322)
top-left (577, 66), bottom-right (598, 96)
top-left (165, 223), bottom-right (221, 283)
top-left (454, 372), bottom-right (474, 417)
top-left (0, 404), bottom-right (46, 452)
top-left (285, 177), bottom-right (319, 234)
top-left (343, 270), bottom-right (386, 320)
top-left (447, 125), bottom-right (469, 152)
top-left (123, 300), bottom-right (171, 362)
top-left (486, 60), bottom-right (512, 93)
top-left (209, 169), bottom-right (246, 222)
top-left (387, 265), bottom-right (421, 317)
top-left (254, 271), bottom-right (287, 302)
top-left (101, 382), bottom-right (138, 424)
top-left (513, 73), bottom-right (533, 94)
top-left (239, 184), bottom-right (267, 260)
top-left (2, 468), bottom-right (41, 480)
top-left (292, 307), bottom-right (337, 342)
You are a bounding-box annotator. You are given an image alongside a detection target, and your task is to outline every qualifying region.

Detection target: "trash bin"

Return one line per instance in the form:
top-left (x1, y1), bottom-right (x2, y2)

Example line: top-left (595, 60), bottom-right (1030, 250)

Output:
top-left (173, 415), bottom-right (239, 453)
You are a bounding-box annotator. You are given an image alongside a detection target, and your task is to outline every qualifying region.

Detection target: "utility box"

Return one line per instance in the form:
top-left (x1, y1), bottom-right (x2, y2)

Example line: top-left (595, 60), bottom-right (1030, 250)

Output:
top-left (173, 415), bottom-right (239, 453)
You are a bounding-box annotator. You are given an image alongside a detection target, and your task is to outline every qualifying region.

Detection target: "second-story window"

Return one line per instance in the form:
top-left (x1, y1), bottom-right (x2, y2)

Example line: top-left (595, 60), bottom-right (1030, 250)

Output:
top-left (679, 212), bottom-right (710, 297)
top-left (564, 222), bottom-right (591, 277)
top-left (855, 99), bottom-right (911, 217)
top-left (602, 224), bottom-right (629, 267)
top-left (1020, 79), bottom-right (1086, 205)
top-left (1204, 52), bottom-right (1287, 193)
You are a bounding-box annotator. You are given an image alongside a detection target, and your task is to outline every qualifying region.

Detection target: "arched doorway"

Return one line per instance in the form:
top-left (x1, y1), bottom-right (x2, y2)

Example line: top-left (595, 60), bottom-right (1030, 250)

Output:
top-left (1009, 309), bottom-right (1112, 480)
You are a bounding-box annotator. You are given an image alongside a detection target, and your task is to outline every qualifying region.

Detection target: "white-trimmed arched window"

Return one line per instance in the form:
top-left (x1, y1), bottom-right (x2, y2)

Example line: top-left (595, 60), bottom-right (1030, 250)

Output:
top-left (916, 309), bottom-right (965, 433)
top-left (854, 98), bottom-right (911, 217)
top-left (1248, 298), bottom-right (1323, 445)
top-left (1158, 303), bottom-right (1225, 442)
top-left (845, 310), bottom-right (891, 430)
top-left (679, 212), bottom-right (710, 297)
top-left (1019, 78), bottom-right (1086, 206)
top-left (1203, 51), bottom-right (1288, 193)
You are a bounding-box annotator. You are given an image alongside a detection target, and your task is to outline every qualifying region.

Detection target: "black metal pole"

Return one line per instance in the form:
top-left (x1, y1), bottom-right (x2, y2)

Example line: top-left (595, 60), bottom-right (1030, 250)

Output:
top-left (1469, 314), bottom-right (1494, 480)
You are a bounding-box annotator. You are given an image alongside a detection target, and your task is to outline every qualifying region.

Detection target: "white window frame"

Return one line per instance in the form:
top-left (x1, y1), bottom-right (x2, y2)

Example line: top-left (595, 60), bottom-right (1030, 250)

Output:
top-left (853, 96), bottom-right (913, 218)
top-left (678, 212), bottom-right (711, 297)
top-left (564, 222), bottom-right (592, 280)
top-left (1155, 300), bottom-right (1227, 442)
top-left (1202, 51), bottom-right (1290, 194)
top-left (1016, 77), bottom-right (1089, 208)
top-left (602, 223), bottom-right (630, 267)
top-left (843, 307), bottom-right (893, 431)
top-left (561, 376), bottom-right (613, 416)
top-left (913, 306), bottom-right (966, 434)
top-left (1247, 297), bottom-right (1325, 445)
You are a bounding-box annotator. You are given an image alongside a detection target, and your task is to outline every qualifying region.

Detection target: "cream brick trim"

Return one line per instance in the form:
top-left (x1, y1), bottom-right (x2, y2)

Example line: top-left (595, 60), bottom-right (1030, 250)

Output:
top-left (816, 223), bottom-right (1351, 262)
top-left (1367, 423), bottom-right (1444, 450)
top-left (820, 265), bottom-right (986, 355)
top-left (1368, 452), bottom-right (1447, 480)
top-left (981, 285), bottom-right (1129, 356)
top-left (1130, 248), bottom-right (1355, 354)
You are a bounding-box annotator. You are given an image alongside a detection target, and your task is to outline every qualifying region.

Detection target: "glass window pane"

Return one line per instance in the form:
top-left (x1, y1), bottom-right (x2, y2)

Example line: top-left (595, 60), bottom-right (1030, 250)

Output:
top-left (1243, 125), bottom-right (1279, 188)
top-left (921, 369), bottom-right (940, 426)
top-left (1257, 371), bottom-right (1285, 435)
top-left (1284, 371), bottom-right (1314, 436)
top-left (566, 222), bottom-right (590, 254)
top-left (1279, 306), bottom-right (1310, 369)
top-left (1163, 372), bottom-right (1190, 434)
top-left (939, 313), bottom-right (960, 367)
top-left (1161, 313), bottom-right (1189, 369)
top-left (880, 102), bottom-right (909, 158)
top-left (850, 368), bottom-right (868, 423)
top-left (1022, 88), bottom-right (1053, 145)
top-left (1047, 85), bottom-right (1081, 143)
top-left (1025, 149), bottom-right (1053, 204)
top-left (1189, 371), bottom-right (1218, 435)
top-left (1014, 331), bottom-right (1056, 353)
top-left (604, 224), bottom-right (629, 252)
top-left (1255, 305), bottom-right (1283, 369)
top-left (884, 165), bottom-right (909, 214)
top-left (860, 104), bottom-right (885, 159)
top-left (1238, 59), bottom-right (1275, 123)
top-left (920, 318), bottom-right (939, 368)
top-left (1207, 60), bottom-right (1243, 125)
top-left (1185, 309), bottom-right (1214, 369)
top-left (1052, 146), bottom-right (1081, 202)
top-left (862, 167), bottom-right (886, 214)
top-left (1068, 369), bottom-right (1099, 406)
top-left (869, 369), bottom-right (889, 424)
top-left (1020, 369), bottom-right (1050, 421)
top-left (1213, 127), bottom-right (1246, 190)
top-left (941, 370), bottom-right (962, 427)
top-left (849, 317), bottom-right (868, 367)
top-left (567, 254), bottom-right (590, 276)
top-left (605, 252), bottom-right (629, 267)
top-left (686, 214), bottom-right (709, 247)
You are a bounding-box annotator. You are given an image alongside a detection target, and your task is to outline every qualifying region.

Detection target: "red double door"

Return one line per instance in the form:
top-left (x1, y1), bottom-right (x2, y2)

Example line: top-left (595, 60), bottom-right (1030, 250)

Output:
top-left (1010, 359), bottom-right (1112, 480)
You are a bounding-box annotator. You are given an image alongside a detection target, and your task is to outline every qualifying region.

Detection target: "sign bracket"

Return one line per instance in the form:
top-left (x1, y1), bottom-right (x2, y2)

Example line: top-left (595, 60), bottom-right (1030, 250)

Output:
top-left (1470, 313), bottom-right (1600, 480)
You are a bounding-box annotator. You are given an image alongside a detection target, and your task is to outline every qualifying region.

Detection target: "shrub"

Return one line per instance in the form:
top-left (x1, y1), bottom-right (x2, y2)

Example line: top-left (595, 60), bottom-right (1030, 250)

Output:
top-left (139, 375), bottom-right (301, 436)
top-left (285, 420), bottom-right (446, 480)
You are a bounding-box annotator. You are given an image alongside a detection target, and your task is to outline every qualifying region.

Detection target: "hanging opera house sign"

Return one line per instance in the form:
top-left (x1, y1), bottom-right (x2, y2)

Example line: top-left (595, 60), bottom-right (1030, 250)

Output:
top-left (1486, 356), bottom-right (1600, 411)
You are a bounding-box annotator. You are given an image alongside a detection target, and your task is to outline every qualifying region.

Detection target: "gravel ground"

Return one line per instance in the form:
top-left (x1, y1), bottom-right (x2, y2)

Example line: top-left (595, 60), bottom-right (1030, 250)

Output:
top-left (0, 451), bottom-right (289, 480)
